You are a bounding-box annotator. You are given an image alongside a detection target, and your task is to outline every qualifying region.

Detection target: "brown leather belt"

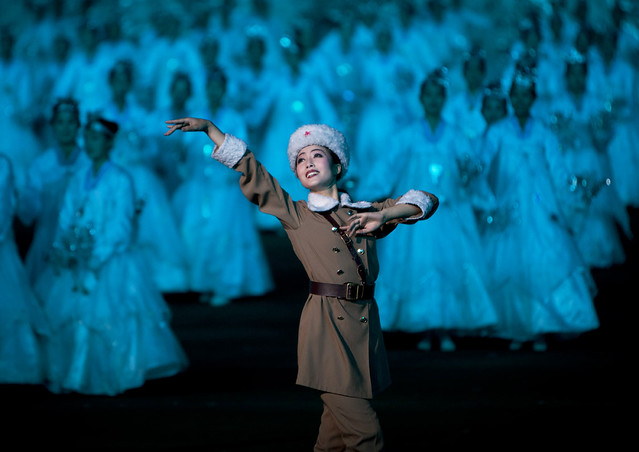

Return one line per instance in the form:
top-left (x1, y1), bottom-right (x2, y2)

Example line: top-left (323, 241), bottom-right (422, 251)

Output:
top-left (309, 281), bottom-right (375, 301)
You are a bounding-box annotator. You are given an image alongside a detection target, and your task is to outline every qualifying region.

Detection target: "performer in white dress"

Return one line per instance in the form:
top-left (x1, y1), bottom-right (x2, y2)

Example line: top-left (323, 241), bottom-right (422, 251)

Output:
top-left (539, 52), bottom-right (631, 268)
top-left (18, 99), bottom-right (91, 285)
top-left (0, 154), bottom-right (49, 385)
top-left (172, 68), bottom-right (274, 305)
top-left (588, 26), bottom-right (639, 208)
top-left (35, 116), bottom-right (187, 396)
top-left (99, 59), bottom-right (189, 293)
top-left (480, 69), bottom-right (599, 350)
top-left (369, 69), bottom-right (498, 351)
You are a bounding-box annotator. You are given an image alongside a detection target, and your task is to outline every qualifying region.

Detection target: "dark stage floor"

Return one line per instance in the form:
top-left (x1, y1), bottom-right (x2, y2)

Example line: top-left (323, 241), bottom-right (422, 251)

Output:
top-left (4, 210), bottom-right (637, 450)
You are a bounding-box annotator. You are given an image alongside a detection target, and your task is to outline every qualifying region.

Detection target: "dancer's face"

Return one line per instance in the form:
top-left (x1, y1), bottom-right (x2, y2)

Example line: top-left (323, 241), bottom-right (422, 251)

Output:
top-left (481, 96), bottom-right (507, 127)
top-left (84, 126), bottom-right (112, 163)
top-left (509, 84), bottom-right (535, 117)
top-left (566, 63), bottom-right (587, 96)
top-left (52, 109), bottom-right (79, 147)
top-left (420, 82), bottom-right (446, 118)
top-left (295, 145), bottom-right (341, 191)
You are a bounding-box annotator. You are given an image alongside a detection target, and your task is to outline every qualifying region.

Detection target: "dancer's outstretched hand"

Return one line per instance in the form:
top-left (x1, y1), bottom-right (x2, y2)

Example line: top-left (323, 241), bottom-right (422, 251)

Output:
top-left (164, 117), bottom-right (210, 136)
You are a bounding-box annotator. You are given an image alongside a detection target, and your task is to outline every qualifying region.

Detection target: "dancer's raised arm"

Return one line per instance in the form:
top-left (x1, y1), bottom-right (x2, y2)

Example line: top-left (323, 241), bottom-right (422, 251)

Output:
top-left (165, 117), bottom-right (226, 147)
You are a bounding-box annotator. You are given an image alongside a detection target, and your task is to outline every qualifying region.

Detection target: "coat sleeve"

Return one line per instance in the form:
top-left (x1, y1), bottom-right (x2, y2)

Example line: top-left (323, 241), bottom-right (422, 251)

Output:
top-left (394, 189), bottom-right (439, 221)
top-left (371, 189), bottom-right (439, 238)
top-left (210, 134), bottom-right (303, 229)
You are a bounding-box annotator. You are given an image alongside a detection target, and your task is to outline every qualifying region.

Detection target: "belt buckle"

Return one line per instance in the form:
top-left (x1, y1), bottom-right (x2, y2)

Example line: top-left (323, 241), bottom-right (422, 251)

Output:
top-left (345, 282), bottom-right (363, 301)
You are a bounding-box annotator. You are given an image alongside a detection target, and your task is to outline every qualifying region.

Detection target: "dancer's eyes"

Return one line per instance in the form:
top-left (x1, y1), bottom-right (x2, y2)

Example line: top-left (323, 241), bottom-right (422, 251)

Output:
top-left (297, 150), bottom-right (326, 165)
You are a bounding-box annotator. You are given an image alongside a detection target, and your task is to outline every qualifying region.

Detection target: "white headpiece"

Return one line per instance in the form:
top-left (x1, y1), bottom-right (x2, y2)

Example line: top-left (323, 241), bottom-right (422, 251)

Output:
top-left (287, 124), bottom-right (349, 175)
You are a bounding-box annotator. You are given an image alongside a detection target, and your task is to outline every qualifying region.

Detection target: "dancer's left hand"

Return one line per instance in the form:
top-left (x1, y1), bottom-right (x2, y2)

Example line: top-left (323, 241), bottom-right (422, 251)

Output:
top-left (341, 212), bottom-right (385, 237)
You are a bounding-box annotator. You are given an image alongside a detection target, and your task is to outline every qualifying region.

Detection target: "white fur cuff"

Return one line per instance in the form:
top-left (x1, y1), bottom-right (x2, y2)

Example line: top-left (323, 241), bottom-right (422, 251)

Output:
top-left (397, 189), bottom-right (433, 220)
top-left (211, 134), bottom-right (247, 168)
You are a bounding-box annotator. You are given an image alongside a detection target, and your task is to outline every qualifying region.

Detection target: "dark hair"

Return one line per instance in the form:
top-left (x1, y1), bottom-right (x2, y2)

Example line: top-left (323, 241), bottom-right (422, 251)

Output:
top-left (171, 71), bottom-right (192, 96)
top-left (519, 16), bottom-right (541, 40)
top-left (481, 82), bottom-right (507, 113)
top-left (51, 97), bottom-right (80, 125)
top-left (463, 47), bottom-right (487, 74)
top-left (574, 24), bottom-right (594, 50)
top-left (247, 34), bottom-right (266, 49)
top-left (509, 75), bottom-right (537, 100)
top-left (420, 67), bottom-right (448, 97)
top-left (566, 57), bottom-right (588, 75)
top-left (207, 67), bottom-right (228, 88)
top-left (328, 149), bottom-right (343, 181)
top-left (109, 59), bottom-right (134, 84)
top-left (597, 27), bottom-right (619, 47)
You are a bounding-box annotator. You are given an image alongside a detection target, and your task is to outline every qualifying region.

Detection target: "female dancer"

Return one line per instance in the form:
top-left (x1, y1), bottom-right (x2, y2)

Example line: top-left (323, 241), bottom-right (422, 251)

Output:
top-left (165, 116), bottom-right (438, 451)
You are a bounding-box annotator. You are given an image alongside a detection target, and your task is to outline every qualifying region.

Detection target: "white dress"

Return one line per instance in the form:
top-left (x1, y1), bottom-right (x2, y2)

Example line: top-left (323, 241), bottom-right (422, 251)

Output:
top-left (370, 119), bottom-right (498, 334)
top-left (0, 56), bottom-right (41, 193)
top-left (442, 90), bottom-right (487, 143)
top-left (540, 90), bottom-right (631, 268)
top-left (101, 97), bottom-right (189, 293)
top-left (481, 115), bottom-right (600, 341)
top-left (141, 36), bottom-right (203, 112)
top-left (0, 155), bottom-right (48, 385)
top-left (34, 161), bottom-right (188, 395)
top-left (312, 24), bottom-right (372, 142)
top-left (171, 106), bottom-right (274, 301)
top-left (352, 42), bottom-right (420, 197)
top-left (18, 145), bottom-right (91, 285)
top-left (225, 50), bottom-right (281, 152)
top-left (52, 44), bottom-right (115, 120)
top-left (587, 52), bottom-right (639, 207)
top-left (390, 8), bottom-right (442, 81)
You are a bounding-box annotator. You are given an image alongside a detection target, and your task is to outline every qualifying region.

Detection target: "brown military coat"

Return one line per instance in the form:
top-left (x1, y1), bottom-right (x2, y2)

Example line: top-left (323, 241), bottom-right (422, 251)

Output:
top-left (212, 135), bottom-right (437, 399)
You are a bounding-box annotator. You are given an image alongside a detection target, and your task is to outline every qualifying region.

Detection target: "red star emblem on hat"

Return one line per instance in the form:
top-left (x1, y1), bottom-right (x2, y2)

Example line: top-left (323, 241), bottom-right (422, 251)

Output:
top-left (305, 131), bottom-right (311, 136)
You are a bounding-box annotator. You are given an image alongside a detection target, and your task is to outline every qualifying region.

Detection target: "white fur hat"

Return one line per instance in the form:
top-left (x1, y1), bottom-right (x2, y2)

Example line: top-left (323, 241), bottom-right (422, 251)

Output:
top-left (287, 124), bottom-right (349, 175)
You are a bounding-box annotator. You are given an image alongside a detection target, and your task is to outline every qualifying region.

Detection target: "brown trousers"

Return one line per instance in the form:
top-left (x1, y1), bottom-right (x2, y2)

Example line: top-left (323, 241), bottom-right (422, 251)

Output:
top-left (313, 392), bottom-right (385, 452)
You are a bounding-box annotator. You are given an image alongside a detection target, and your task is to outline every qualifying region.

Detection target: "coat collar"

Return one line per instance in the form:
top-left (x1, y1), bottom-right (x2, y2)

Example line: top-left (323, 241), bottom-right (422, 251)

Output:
top-left (307, 191), bottom-right (373, 212)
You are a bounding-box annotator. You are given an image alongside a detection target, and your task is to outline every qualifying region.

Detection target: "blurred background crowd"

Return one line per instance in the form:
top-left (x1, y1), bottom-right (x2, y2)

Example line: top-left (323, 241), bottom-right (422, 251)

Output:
top-left (1, 0), bottom-right (638, 395)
